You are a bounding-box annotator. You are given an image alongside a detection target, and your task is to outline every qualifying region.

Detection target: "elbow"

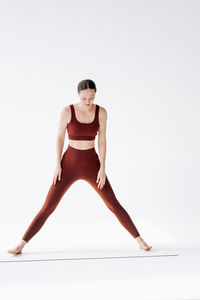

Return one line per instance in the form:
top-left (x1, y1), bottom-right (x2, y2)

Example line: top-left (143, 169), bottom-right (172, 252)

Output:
top-left (98, 138), bottom-right (106, 147)
top-left (57, 135), bottom-right (64, 143)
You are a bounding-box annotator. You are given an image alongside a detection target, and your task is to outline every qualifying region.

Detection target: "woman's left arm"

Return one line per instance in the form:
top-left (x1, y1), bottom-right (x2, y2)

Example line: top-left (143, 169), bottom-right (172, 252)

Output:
top-left (96, 106), bottom-right (107, 189)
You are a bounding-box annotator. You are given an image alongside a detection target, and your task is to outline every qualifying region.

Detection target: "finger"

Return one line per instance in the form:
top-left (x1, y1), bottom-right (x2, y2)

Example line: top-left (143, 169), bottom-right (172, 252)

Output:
top-left (98, 178), bottom-right (102, 189)
top-left (96, 175), bottom-right (99, 183)
top-left (100, 181), bottom-right (105, 189)
top-left (96, 174), bottom-right (99, 183)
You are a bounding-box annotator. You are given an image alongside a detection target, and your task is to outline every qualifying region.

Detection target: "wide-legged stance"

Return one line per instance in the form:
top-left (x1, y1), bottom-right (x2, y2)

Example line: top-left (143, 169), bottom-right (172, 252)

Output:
top-left (22, 145), bottom-right (140, 243)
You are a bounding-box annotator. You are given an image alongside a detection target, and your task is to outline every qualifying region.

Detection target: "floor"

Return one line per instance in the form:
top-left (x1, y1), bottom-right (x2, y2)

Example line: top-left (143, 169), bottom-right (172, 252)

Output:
top-left (1, 224), bottom-right (200, 300)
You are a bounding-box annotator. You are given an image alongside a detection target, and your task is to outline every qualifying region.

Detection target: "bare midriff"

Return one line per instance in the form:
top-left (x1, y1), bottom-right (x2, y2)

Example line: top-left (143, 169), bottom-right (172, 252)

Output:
top-left (68, 139), bottom-right (95, 150)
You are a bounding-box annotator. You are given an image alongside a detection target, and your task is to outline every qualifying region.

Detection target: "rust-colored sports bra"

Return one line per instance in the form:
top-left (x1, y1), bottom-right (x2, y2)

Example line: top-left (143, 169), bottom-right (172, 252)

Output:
top-left (67, 104), bottom-right (100, 140)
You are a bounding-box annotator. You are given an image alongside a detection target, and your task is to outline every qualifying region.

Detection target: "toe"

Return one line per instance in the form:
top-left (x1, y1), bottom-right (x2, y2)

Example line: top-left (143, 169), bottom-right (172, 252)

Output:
top-left (8, 250), bottom-right (14, 254)
top-left (145, 245), bottom-right (152, 251)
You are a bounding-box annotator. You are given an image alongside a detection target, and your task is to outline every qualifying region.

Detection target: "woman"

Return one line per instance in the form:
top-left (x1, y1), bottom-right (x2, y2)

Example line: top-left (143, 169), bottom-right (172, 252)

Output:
top-left (8, 79), bottom-right (152, 255)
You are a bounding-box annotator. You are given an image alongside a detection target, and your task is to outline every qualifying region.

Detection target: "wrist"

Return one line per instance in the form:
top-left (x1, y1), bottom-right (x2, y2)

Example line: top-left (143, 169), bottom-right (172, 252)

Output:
top-left (100, 165), bottom-right (105, 171)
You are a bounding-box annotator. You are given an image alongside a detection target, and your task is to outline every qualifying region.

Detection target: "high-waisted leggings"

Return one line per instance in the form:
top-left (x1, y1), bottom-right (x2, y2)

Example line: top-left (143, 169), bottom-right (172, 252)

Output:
top-left (22, 145), bottom-right (140, 243)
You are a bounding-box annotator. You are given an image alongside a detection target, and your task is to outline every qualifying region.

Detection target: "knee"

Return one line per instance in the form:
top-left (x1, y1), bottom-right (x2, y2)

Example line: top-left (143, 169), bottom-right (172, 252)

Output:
top-left (108, 200), bottom-right (124, 214)
top-left (39, 204), bottom-right (57, 218)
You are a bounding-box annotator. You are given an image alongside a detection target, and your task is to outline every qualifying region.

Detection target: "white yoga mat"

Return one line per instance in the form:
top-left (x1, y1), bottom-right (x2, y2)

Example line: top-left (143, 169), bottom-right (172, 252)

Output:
top-left (0, 245), bottom-right (178, 263)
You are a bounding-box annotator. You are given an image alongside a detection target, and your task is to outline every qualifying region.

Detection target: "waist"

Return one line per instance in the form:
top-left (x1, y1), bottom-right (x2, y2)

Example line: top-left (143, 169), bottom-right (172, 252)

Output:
top-left (65, 144), bottom-right (98, 160)
top-left (68, 139), bottom-right (95, 150)
top-left (67, 144), bottom-right (96, 152)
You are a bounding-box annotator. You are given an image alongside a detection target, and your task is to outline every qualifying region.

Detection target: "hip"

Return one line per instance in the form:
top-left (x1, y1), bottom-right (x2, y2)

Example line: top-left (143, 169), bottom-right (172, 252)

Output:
top-left (61, 144), bottom-right (100, 166)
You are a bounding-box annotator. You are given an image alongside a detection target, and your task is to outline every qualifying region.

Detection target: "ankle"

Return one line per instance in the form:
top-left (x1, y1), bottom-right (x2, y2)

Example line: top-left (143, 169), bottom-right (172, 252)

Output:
top-left (19, 240), bottom-right (27, 247)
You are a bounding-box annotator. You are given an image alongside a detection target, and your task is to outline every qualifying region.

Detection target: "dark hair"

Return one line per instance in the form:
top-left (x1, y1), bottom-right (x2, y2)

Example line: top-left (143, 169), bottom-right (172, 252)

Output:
top-left (77, 79), bottom-right (97, 93)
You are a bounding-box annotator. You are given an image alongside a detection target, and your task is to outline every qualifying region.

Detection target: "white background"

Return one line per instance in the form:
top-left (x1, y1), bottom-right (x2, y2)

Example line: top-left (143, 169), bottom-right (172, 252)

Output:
top-left (0, 0), bottom-right (199, 247)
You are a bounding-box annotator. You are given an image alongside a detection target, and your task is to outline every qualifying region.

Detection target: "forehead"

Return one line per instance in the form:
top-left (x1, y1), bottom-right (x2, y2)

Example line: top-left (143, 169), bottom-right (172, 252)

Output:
top-left (79, 89), bottom-right (95, 97)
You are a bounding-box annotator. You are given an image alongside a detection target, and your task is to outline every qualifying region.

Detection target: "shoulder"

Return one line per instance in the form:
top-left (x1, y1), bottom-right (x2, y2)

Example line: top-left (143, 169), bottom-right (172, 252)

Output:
top-left (98, 105), bottom-right (107, 116)
top-left (60, 105), bottom-right (71, 115)
top-left (60, 105), bottom-right (72, 123)
top-left (98, 105), bottom-right (107, 121)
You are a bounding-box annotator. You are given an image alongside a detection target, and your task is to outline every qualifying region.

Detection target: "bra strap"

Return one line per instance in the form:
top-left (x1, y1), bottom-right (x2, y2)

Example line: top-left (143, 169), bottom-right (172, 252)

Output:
top-left (95, 104), bottom-right (99, 122)
top-left (70, 104), bottom-right (75, 122)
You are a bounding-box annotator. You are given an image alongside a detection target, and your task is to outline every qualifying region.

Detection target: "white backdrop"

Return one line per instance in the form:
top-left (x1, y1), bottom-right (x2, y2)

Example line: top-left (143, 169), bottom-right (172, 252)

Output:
top-left (0, 0), bottom-right (199, 247)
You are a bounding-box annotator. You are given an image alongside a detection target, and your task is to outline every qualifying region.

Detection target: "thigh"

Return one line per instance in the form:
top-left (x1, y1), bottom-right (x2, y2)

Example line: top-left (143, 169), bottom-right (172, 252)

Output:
top-left (42, 176), bottom-right (76, 211)
top-left (40, 150), bottom-right (79, 212)
top-left (83, 159), bottom-right (122, 211)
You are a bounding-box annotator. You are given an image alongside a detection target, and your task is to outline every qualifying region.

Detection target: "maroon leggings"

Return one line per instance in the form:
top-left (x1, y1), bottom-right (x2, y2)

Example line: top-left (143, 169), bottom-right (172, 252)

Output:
top-left (22, 145), bottom-right (140, 243)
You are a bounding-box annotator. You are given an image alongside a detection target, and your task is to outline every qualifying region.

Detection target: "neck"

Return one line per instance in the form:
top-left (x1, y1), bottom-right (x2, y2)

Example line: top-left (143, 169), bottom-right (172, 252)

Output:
top-left (78, 103), bottom-right (93, 111)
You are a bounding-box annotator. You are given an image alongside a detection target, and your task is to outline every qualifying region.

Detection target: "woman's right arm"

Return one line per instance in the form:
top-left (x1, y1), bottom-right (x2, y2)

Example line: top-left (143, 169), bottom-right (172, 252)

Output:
top-left (52, 106), bottom-right (70, 185)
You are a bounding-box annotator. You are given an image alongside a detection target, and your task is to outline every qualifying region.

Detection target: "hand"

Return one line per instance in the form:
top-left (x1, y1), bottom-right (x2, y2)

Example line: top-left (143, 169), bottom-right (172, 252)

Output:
top-left (52, 164), bottom-right (62, 185)
top-left (96, 167), bottom-right (106, 189)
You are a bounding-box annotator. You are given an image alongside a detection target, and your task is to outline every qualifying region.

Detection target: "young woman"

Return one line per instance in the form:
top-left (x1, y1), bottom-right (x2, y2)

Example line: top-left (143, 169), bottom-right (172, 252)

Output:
top-left (8, 79), bottom-right (152, 255)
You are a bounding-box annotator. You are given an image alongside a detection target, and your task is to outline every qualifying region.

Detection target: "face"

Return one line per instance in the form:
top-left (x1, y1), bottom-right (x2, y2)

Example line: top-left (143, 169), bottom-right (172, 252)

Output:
top-left (78, 88), bottom-right (96, 107)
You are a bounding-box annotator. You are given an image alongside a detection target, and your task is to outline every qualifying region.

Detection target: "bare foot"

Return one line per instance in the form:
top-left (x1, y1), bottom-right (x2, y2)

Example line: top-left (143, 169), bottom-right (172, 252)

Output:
top-left (136, 236), bottom-right (152, 251)
top-left (8, 246), bottom-right (22, 255)
top-left (8, 240), bottom-right (27, 255)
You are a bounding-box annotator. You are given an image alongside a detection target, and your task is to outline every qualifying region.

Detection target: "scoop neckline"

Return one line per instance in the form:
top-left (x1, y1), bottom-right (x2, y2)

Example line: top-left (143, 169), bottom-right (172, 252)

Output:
top-left (73, 104), bottom-right (97, 124)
